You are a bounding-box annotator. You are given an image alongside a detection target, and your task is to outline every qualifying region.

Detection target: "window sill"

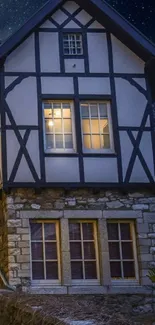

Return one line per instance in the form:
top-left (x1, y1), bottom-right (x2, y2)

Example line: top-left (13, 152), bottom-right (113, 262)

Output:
top-left (111, 279), bottom-right (139, 286)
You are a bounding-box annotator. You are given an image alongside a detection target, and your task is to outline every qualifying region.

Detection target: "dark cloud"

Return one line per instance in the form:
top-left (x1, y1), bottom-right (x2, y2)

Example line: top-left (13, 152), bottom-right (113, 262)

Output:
top-left (0, 0), bottom-right (154, 43)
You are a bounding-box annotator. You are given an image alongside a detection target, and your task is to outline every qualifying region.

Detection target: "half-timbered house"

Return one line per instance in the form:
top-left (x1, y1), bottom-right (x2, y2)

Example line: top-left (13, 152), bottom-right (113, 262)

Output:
top-left (0, 0), bottom-right (155, 293)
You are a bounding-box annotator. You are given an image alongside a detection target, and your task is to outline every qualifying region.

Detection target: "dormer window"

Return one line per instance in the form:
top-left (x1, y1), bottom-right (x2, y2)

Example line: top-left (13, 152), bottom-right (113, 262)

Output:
top-left (63, 33), bottom-right (83, 55)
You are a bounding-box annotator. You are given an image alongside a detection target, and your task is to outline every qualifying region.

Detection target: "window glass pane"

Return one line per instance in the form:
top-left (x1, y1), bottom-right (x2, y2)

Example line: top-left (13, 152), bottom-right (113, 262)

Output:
top-left (46, 262), bottom-right (58, 279)
top-left (64, 119), bottom-right (72, 133)
top-left (107, 223), bottom-right (118, 240)
top-left (91, 120), bottom-right (99, 134)
top-left (32, 262), bottom-right (44, 280)
top-left (109, 242), bottom-right (120, 260)
top-left (110, 261), bottom-right (121, 278)
top-left (120, 223), bottom-right (131, 240)
top-left (44, 223), bottom-right (56, 240)
top-left (55, 135), bottom-right (63, 148)
top-left (82, 120), bottom-right (90, 134)
top-left (45, 242), bottom-right (57, 260)
top-left (81, 104), bottom-right (89, 117)
top-left (70, 242), bottom-right (82, 259)
top-left (45, 120), bottom-right (54, 133)
top-left (53, 103), bottom-right (61, 109)
top-left (63, 108), bottom-right (71, 118)
top-left (84, 242), bottom-right (95, 259)
top-left (83, 135), bottom-right (91, 149)
top-left (85, 262), bottom-right (97, 279)
top-left (44, 109), bottom-right (52, 118)
top-left (99, 103), bottom-right (107, 117)
top-left (53, 108), bottom-right (61, 118)
top-left (123, 261), bottom-right (135, 278)
top-left (101, 134), bottom-right (110, 149)
top-left (44, 102), bottom-right (52, 109)
top-left (82, 223), bottom-right (94, 240)
top-left (71, 262), bottom-right (83, 279)
top-left (65, 135), bottom-right (73, 149)
top-left (90, 104), bottom-right (98, 117)
top-left (100, 119), bottom-right (109, 133)
top-left (64, 48), bottom-right (69, 54)
top-left (92, 135), bottom-right (100, 149)
top-left (122, 242), bottom-right (133, 259)
top-left (69, 223), bottom-right (81, 240)
top-left (54, 119), bottom-right (62, 133)
top-left (31, 223), bottom-right (42, 241)
top-left (46, 135), bottom-right (54, 149)
top-left (31, 242), bottom-right (43, 260)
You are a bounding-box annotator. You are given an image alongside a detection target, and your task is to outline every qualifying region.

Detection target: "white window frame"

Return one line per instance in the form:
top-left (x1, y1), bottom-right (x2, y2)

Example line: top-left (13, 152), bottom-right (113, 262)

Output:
top-left (43, 100), bottom-right (76, 153)
top-left (107, 220), bottom-right (139, 286)
top-left (63, 33), bottom-right (83, 56)
top-left (30, 220), bottom-right (61, 286)
top-left (80, 101), bottom-right (115, 154)
top-left (69, 220), bottom-right (100, 285)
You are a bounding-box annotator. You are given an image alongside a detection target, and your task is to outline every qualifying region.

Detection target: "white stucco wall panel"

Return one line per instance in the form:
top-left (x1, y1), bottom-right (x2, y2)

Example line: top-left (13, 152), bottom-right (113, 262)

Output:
top-left (52, 9), bottom-right (68, 25)
top-left (140, 132), bottom-right (154, 180)
top-left (78, 77), bottom-right (110, 94)
top-left (5, 76), bottom-right (18, 89)
top-left (75, 10), bottom-right (92, 26)
top-left (87, 33), bottom-right (109, 73)
top-left (133, 78), bottom-right (146, 90)
top-left (115, 78), bottom-right (147, 127)
top-left (14, 156), bottom-right (35, 183)
top-left (63, 1), bottom-right (79, 14)
top-left (40, 20), bottom-right (56, 28)
top-left (39, 32), bottom-right (60, 72)
top-left (6, 77), bottom-right (38, 125)
top-left (6, 130), bottom-right (20, 179)
top-left (26, 131), bottom-right (41, 178)
top-left (45, 157), bottom-right (80, 182)
top-left (88, 21), bottom-right (105, 29)
top-left (41, 77), bottom-right (74, 94)
top-left (111, 35), bottom-right (144, 73)
top-left (84, 158), bottom-right (118, 182)
top-left (65, 59), bottom-right (85, 73)
top-left (5, 35), bottom-right (35, 72)
top-left (130, 157), bottom-right (149, 183)
top-left (119, 131), bottom-right (133, 181)
top-left (64, 20), bottom-right (80, 28)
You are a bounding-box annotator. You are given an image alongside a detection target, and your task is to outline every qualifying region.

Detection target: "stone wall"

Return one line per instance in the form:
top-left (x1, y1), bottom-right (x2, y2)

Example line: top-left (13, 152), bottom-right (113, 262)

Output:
top-left (1, 188), bottom-right (155, 293)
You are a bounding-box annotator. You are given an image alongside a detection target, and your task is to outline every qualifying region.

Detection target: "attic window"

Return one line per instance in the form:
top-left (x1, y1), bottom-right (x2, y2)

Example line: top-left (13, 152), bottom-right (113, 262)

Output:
top-left (63, 33), bottom-right (83, 55)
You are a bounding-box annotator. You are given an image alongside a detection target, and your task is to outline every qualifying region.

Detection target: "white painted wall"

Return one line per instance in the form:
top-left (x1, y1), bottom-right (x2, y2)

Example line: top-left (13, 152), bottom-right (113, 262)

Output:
top-left (78, 77), bottom-right (110, 94)
top-left (39, 32), bottom-right (60, 72)
top-left (111, 35), bottom-right (144, 73)
top-left (5, 35), bottom-right (36, 72)
top-left (87, 33), bottom-right (109, 73)
top-left (75, 10), bottom-right (92, 26)
top-left (6, 130), bottom-right (20, 179)
top-left (45, 157), bottom-right (80, 182)
top-left (115, 78), bottom-right (147, 127)
top-left (65, 59), bottom-right (85, 73)
top-left (40, 20), bottom-right (56, 28)
top-left (52, 9), bottom-right (68, 25)
top-left (26, 131), bottom-right (41, 178)
top-left (84, 158), bottom-right (118, 182)
top-left (63, 1), bottom-right (79, 14)
top-left (6, 77), bottom-right (38, 125)
top-left (41, 77), bottom-right (74, 94)
top-left (139, 132), bottom-right (154, 180)
top-left (14, 156), bottom-right (35, 182)
top-left (119, 131), bottom-right (133, 181)
top-left (130, 157), bottom-right (149, 183)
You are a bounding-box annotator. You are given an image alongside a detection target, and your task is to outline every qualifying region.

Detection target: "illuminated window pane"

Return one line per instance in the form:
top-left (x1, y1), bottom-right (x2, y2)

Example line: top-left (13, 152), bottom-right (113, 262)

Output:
top-left (44, 109), bottom-right (52, 118)
top-left (46, 135), bottom-right (54, 149)
top-left (63, 108), bottom-right (71, 118)
top-left (64, 119), bottom-right (72, 133)
top-left (92, 135), bottom-right (100, 149)
top-left (83, 135), bottom-right (91, 149)
top-left (82, 120), bottom-right (90, 133)
top-left (100, 119), bottom-right (109, 133)
top-left (54, 119), bottom-right (62, 133)
top-left (55, 135), bottom-right (63, 148)
top-left (91, 120), bottom-right (99, 133)
top-left (101, 135), bottom-right (110, 149)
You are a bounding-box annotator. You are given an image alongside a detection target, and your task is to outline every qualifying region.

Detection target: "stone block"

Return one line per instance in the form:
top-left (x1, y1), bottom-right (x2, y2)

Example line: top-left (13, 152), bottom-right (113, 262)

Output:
top-left (18, 241), bottom-right (30, 248)
top-left (21, 263), bottom-right (30, 270)
top-left (20, 210), bottom-right (63, 218)
top-left (132, 204), bottom-right (149, 210)
top-left (150, 205), bottom-right (155, 212)
top-left (8, 234), bottom-right (21, 242)
top-left (138, 239), bottom-right (151, 246)
top-left (8, 241), bottom-right (16, 248)
top-left (14, 204), bottom-right (24, 210)
top-left (137, 234), bottom-right (148, 239)
top-left (129, 193), bottom-right (144, 198)
top-left (139, 246), bottom-right (150, 254)
top-left (60, 218), bottom-right (70, 252)
top-left (144, 213), bottom-right (155, 223)
top-left (148, 233), bottom-right (155, 239)
top-left (8, 248), bottom-right (20, 256)
top-left (17, 228), bottom-right (29, 234)
top-left (141, 276), bottom-right (152, 286)
top-left (31, 204), bottom-right (41, 210)
top-left (18, 270), bottom-right (30, 277)
top-left (21, 248), bottom-right (30, 255)
top-left (8, 256), bottom-right (15, 263)
top-left (17, 255), bottom-right (30, 263)
top-left (21, 234), bottom-right (30, 241)
top-left (9, 278), bottom-right (21, 285)
top-left (140, 254), bottom-right (152, 262)
top-left (22, 219), bottom-right (29, 228)
top-left (150, 247), bottom-right (155, 254)
top-left (68, 286), bottom-right (105, 295)
top-left (64, 210), bottom-right (102, 219)
top-left (103, 210), bottom-right (142, 219)
top-left (30, 286), bottom-right (67, 294)
top-left (6, 196), bottom-right (14, 204)
top-left (137, 223), bottom-right (149, 233)
top-left (106, 201), bottom-right (124, 209)
top-left (7, 219), bottom-right (22, 228)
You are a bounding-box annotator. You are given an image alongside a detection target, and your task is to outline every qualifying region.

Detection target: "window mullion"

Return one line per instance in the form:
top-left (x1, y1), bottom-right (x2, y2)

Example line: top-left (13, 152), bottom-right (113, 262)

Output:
top-left (118, 223), bottom-right (124, 279)
top-left (80, 223), bottom-right (85, 280)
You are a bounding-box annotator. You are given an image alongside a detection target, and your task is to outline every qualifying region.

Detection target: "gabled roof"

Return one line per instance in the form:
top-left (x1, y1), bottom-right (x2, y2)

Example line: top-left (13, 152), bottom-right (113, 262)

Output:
top-left (0, 0), bottom-right (155, 62)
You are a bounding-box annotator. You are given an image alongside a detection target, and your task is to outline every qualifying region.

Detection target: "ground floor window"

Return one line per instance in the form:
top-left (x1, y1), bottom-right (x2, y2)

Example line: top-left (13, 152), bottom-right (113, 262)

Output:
top-left (30, 220), bottom-right (60, 282)
top-left (69, 220), bottom-right (99, 282)
top-left (107, 221), bottom-right (138, 281)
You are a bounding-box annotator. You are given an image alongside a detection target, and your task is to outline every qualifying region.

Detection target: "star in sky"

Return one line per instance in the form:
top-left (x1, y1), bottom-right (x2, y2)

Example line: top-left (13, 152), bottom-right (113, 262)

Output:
top-left (0, 0), bottom-right (154, 44)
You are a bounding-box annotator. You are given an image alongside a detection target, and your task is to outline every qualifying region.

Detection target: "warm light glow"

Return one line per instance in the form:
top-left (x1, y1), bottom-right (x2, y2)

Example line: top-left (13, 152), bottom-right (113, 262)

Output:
top-left (54, 109), bottom-right (61, 117)
top-left (48, 120), bottom-right (54, 127)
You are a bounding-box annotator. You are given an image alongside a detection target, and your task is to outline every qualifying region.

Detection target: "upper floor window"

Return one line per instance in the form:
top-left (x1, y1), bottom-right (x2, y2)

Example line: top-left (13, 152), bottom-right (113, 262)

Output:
top-left (80, 101), bottom-right (114, 153)
top-left (63, 33), bottom-right (83, 55)
top-left (43, 101), bottom-right (75, 153)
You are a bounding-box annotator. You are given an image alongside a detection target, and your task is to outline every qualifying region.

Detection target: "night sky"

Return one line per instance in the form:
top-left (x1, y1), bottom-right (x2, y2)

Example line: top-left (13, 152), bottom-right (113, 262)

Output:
top-left (0, 0), bottom-right (154, 44)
